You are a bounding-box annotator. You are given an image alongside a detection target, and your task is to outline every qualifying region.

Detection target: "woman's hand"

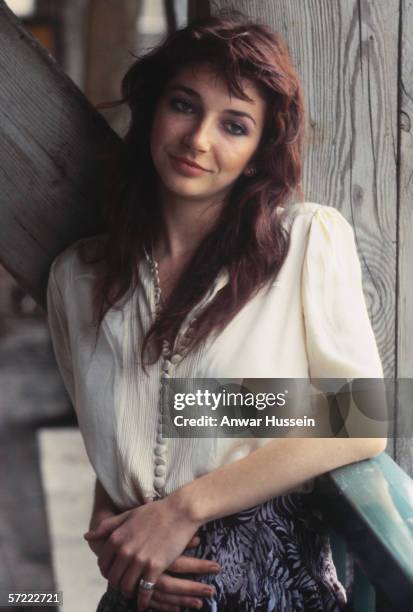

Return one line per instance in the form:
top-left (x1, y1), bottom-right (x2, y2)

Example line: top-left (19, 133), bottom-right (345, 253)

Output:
top-left (83, 496), bottom-right (204, 611)
top-left (86, 508), bottom-right (117, 558)
top-left (88, 531), bottom-right (219, 610)
top-left (146, 538), bottom-right (219, 611)
top-left (87, 537), bottom-right (106, 558)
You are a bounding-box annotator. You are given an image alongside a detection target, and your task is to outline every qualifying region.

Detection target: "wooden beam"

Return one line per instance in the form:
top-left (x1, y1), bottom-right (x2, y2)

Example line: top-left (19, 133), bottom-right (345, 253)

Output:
top-left (0, 0), bottom-right (119, 309)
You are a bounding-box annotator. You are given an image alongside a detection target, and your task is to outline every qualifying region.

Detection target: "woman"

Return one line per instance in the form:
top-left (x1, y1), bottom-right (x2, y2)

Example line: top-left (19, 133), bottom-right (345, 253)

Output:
top-left (47, 13), bottom-right (386, 612)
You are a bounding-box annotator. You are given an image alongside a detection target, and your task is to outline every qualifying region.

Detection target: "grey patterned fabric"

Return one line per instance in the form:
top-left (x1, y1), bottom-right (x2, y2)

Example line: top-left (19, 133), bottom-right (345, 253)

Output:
top-left (96, 493), bottom-right (346, 611)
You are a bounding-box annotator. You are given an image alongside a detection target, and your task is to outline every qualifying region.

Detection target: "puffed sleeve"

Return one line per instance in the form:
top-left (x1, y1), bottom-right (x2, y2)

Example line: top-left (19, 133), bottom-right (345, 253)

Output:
top-left (47, 259), bottom-right (76, 405)
top-left (301, 206), bottom-right (383, 379)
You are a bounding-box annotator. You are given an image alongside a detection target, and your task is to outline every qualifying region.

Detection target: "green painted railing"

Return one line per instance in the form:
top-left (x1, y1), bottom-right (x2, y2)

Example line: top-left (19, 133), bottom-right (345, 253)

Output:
top-left (311, 453), bottom-right (413, 611)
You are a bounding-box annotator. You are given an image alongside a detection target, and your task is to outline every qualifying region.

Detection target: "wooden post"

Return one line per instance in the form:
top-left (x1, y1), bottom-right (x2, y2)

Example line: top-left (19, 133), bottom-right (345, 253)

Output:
top-left (396, 0), bottom-right (413, 473)
top-left (0, 0), bottom-right (119, 309)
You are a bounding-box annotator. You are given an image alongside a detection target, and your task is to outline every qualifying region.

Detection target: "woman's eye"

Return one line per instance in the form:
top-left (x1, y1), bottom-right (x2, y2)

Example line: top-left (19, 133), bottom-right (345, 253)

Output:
top-left (224, 121), bottom-right (248, 136)
top-left (170, 98), bottom-right (194, 114)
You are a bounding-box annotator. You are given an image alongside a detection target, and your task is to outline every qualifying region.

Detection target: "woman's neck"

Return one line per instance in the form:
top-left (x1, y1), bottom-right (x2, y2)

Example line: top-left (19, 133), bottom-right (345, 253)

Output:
top-left (154, 188), bottom-right (224, 263)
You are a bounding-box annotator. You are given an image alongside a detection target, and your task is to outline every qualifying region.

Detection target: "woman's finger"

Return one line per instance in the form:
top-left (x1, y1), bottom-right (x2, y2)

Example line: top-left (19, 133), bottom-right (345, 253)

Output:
top-left (168, 556), bottom-right (220, 575)
top-left (152, 588), bottom-right (204, 610)
top-left (106, 553), bottom-right (131, 592)
top-left (136, 572), bottom-right (159, 611)
top-left (118, 558), bottom-right (146, 596)
top-left (150, 599), bottom-right (180, 612)
top-left (185, 535), bottom-right (200, 548)
top-left (97, 539), bottom-right (118, 578)
top-left (157, 573), bottom-right (216, 598)
top-left (84, 512), bottom-right (129, 540)
top-left (87, 538), bottom-right (105, 558)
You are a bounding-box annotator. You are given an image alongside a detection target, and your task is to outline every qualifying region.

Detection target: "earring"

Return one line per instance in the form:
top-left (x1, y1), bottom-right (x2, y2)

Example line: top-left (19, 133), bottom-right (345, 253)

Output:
top-left (244, 166), bottom-right (256, 177)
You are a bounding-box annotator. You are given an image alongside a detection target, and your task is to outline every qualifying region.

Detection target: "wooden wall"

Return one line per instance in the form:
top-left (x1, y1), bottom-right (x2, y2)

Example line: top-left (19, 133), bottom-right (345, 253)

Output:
top-left (209, 0), bottom-right (409, 465)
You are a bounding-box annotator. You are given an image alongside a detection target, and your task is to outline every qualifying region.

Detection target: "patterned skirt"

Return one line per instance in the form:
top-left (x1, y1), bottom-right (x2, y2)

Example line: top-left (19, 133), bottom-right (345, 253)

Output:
top-left (96, 493), bottom-right (346, 612)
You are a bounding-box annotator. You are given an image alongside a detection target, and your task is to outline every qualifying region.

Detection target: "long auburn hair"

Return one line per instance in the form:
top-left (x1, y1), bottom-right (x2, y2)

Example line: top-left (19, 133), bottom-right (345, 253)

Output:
top-left (83, 13), bottom-right (306, 365)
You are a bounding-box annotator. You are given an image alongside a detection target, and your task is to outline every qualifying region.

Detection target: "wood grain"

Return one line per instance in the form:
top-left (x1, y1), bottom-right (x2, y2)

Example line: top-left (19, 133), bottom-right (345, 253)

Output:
top-left (396, 0), bottom-right (413, 473)
top-left (0, 0), bottom-right (119, 309)
top-left (211, 0), bottom-right (398, 382)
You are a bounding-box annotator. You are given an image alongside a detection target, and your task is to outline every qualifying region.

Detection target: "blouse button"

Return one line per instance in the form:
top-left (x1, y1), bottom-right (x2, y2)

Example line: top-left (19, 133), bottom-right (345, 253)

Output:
top-left (155, 465), bottom-right (166, 477)
top-left (161, 372), bottom-right (170, 379)
top-left (162, 360), bottom-right (172, 371)
top-left (170, 354), bottom-right (182, 364)
top-left (154, 445), bottom-right (167, 456)
top-left (156, 434), bottom-right (164, 444)
top-left (154, 456), bottom-right (166, 466)
top-left (154, 476), bottom-right (165, 489)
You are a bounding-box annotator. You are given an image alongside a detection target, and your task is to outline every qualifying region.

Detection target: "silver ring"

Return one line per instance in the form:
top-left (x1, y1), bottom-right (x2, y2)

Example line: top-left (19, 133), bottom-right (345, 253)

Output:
top-left (139, 578), bottom-right (156, 591)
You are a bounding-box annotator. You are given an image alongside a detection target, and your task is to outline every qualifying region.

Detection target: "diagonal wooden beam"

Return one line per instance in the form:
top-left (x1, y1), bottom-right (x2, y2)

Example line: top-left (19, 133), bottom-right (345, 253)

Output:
top-left (0, 0), bottom-right (120, 309)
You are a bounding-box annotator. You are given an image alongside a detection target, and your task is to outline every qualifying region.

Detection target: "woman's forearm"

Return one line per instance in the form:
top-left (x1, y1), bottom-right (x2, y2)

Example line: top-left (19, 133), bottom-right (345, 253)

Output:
top-left (170, 437), bottom-right (387, 525)
top-left (89, 478), bottom-right (119, 530)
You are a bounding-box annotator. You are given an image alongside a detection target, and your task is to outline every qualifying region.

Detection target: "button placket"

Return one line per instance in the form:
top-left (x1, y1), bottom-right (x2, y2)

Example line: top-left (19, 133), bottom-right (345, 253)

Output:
top-left (146, 253), bottom-right (169, 496)
top-left (146, 250), bottom-right (211, 497)
top-left (154, 352), bottom-right (169, 495)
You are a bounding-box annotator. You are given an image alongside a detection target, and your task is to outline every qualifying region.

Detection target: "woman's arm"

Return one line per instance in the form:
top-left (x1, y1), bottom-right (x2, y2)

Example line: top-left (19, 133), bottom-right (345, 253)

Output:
top-left (169, 437), bottom-right (387, 525)
top-left (89, 478), bottom-right (119, 530)
top-left (86, 437), bottom-right (386, 611)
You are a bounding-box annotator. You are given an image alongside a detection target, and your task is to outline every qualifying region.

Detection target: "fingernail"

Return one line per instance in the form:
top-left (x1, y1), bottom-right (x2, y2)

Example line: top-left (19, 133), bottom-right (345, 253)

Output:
top-left (194, 600), bottom-right (203, 609)
top-left (211, 564), bottom-right (221, 572)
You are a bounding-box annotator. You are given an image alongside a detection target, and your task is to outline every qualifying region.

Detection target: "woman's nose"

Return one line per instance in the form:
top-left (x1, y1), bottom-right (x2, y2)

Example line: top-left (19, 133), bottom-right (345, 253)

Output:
top-left (182, 119), bottom-right (212, 152)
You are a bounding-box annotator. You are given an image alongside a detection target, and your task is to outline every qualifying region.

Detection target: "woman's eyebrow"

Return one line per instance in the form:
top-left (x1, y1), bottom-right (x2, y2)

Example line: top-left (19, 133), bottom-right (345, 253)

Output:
top-left (168, 84), bottom-right (257, 126)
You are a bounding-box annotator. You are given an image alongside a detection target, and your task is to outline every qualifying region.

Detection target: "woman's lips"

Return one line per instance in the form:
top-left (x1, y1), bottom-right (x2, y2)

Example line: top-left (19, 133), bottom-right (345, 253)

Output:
top-left (169, 155), bottom-right (211, 177)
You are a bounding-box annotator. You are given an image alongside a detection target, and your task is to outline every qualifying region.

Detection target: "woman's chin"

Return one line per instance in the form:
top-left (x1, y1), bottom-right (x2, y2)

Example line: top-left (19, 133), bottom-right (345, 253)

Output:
top-left (161, 178), bottom-right (215, 201)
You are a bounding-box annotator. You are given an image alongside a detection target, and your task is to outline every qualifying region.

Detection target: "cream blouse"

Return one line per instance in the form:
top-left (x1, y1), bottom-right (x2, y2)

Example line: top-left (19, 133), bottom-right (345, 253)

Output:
top-left (46, 202), bottom-right (383, 511)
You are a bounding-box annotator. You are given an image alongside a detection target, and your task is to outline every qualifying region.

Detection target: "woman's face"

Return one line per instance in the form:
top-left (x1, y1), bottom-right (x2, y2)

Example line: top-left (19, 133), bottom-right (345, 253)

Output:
top-left (150, 63), bottom-right (267, 206)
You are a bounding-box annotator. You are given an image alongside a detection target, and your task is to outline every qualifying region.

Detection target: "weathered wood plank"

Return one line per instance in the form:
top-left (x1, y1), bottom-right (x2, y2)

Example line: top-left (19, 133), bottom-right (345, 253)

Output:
top-left (396, 0), bottom-right (413, 475)
top-left (0, 0), bottom-right (119, 309)
top-left (211, 0), bottom-right (398, 384)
